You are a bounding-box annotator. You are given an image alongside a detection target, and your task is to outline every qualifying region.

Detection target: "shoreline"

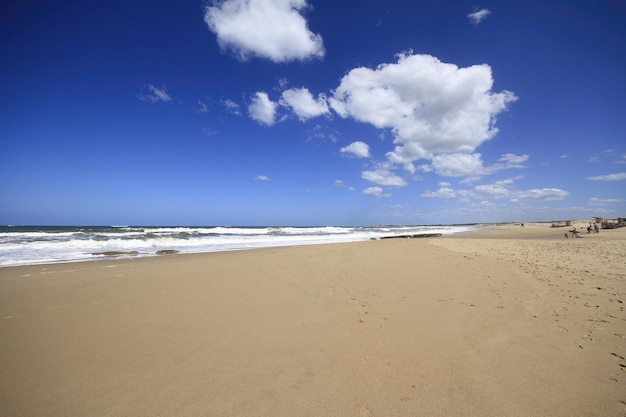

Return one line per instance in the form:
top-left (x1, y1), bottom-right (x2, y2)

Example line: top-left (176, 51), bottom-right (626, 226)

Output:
top-left (2, 221), bottom-right (609, 269)
top-left (0, 224), bottom-right (475, 269)
top-left (1, 226), bottom-right (625, 416)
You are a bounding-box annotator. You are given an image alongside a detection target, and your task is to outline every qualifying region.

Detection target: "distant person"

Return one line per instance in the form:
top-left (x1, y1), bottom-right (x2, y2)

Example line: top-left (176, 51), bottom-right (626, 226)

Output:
top-left (594, 223), bottom-right (599, 233)
top-left (569, 227), bottom-right (580, 238)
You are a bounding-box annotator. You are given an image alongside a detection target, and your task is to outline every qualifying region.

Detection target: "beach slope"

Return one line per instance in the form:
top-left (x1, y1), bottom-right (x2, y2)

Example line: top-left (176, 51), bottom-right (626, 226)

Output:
top-left (1, 224), bottom-right (625, 416)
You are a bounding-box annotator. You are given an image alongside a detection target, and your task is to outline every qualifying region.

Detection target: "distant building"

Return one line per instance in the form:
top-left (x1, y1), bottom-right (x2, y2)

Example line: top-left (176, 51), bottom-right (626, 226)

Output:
top-left (550, 220), bottom-right (571, 228)
top-left (593, 217), bottom-right (626, 229)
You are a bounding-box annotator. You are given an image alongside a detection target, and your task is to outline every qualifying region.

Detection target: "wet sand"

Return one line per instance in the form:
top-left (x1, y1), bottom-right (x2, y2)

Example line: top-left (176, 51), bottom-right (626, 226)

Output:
top-left (1, 223), bottom-right (624, 416)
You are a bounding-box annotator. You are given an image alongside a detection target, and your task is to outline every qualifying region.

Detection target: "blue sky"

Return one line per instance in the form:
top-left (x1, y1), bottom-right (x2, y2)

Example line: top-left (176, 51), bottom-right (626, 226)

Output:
top-left (1, 0), bottom-right (625, 226)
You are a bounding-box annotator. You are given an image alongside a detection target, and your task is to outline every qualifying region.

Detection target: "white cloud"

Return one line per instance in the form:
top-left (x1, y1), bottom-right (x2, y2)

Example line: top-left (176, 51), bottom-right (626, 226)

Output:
top-left (431, 153), bottom-right (484, 177)
top-left (248, 92), bottom-right (277, 125)
top-left (363, 187), bottom-right (384, 198)
top-left (588, 197), bottom-right (623, 206)
top-left (494, 175), bottom-right (523, 186)
top-left (470, 183), bottom-right (512, 200)
top-left (453, 176), bottom-right (569, 203)
top-left (329, 52), bottom-right (517, 170)
top-left (340, 141), bottom-right (371, 158)
top-left (204, 0), bottom-right (324, 62)
top-left (482, 153), bottom-right (528, 175)
top-left (223, 99), bottom-right (242, 115)
top-left (498, 153), bottom-right (528, 166)
top-left (587, 148), bottom-right (625, 165)
top-left (426, 152), bottom-right (528, 179)
top-left (279, 87), bottom-right (329, 121)
top-left (138, 84), bottom-right (172, 103)
top-left (276, 77), bottom-right (289, 90)
top-left (307, 124), bottom-right (339, 143)
top-left (586, 172), bottom-right (626, 181)
top-left (254, 175), bottom-right (270, 181)
top-left (361, 167), bottom-right (408, 187)
top-left (421, 187), bottom-right (456, 198)
top-left (334, 179), bottom-right (354, 191)
top-left (194, 99), bottom-right (209, 113)
top-left (468, 8), bottom-right (491, 24)
top-left (510, 188), bottom-right (569, 202)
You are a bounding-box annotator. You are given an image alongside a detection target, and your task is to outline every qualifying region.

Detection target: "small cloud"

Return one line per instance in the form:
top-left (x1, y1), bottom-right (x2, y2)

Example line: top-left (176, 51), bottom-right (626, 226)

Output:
top-left (495, 175), bottom-right (523, 186)
top-left (363, 187), bottom-right (384, 198)
top-left (421, 187), bottom-right (456, 198)
top-left (362, 166), bottom-right (408, 187)
top-left (560, 154), bottom-right (569, 159)
top-left (223, 99), bottom-right (241, 115)
top-left (510, 188), bottom-right (569, 202)
top-left (468, 8), bottom-right (491, 24)
top-left (429, 152), bottom-right (528, 179)
top-left (470, 200), bottom-right (497, 208)
top-left (588, 197), bottom-right (623, 206)
top-left (279, 87), bottom-right (329, 121)
top-left (138, 84), bottom-right (172, 103)
top-left (202, 127), bottom-right (217, 136)
top-left (586, 172), bottom-right (626, 181)
top-left (248, 92), bottom-right (277, 126)
top-left (432, 153), bottom-right (484, 177)
top-left (588, 148), bottom-right (625, 164)
top-left (277, 77), bottom-right (289, 89)
top-left (455, 176), bottom-right (569, 203)
top-left (334, 179), bottom-right (354, 191)
top-left (194, 99), bottom-right (209, 113)
top-left (340, 141), bottom-right (371, 158)
top-left (498, 153), bottom-right (528, 166)
top-left (307, 124), bottom-right (339, 143)
top-left (254, 175), bottom-right (270, 181)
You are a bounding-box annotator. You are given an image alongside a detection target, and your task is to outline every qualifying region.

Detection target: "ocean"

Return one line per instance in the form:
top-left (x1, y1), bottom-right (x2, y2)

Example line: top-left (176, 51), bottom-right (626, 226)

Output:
top-left (0, 225), bottom-right (476, 267)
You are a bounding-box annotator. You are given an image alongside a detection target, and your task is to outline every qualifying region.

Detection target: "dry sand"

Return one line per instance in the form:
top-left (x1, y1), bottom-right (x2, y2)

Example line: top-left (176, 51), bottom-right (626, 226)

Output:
top-left (0, 223), bottom-right (624, 416)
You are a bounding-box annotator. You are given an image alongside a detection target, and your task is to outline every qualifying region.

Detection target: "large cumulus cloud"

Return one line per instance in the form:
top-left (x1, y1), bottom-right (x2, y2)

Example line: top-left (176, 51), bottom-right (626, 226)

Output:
top-left (329, 52), bottom-right (517, 173)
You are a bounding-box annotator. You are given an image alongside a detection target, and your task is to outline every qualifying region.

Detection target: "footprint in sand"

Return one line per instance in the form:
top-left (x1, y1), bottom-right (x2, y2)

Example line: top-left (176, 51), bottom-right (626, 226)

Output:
top-left (358, 406), bottom-right (371, 417)
top-left (608, 352), bottom-right (626, 380)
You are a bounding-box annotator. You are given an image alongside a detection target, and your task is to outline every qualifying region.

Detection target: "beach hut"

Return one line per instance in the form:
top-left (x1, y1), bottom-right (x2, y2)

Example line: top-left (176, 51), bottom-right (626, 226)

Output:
top-left (599, 217), bottom-right (625, 229)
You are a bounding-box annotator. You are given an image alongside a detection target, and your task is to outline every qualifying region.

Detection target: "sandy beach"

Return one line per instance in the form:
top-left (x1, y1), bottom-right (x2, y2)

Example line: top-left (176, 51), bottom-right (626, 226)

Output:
top-left (1, 223), bottom-right (624, 417)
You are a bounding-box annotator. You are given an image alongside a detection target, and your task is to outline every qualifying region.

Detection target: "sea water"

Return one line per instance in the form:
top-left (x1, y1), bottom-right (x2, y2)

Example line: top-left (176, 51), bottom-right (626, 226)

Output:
top-left (0, 225), bottom-right (476, 267)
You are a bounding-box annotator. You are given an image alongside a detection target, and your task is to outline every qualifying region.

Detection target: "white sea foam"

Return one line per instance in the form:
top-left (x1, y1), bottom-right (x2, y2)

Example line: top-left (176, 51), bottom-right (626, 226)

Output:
top-left (0, 225), bottom-right (475, 267)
